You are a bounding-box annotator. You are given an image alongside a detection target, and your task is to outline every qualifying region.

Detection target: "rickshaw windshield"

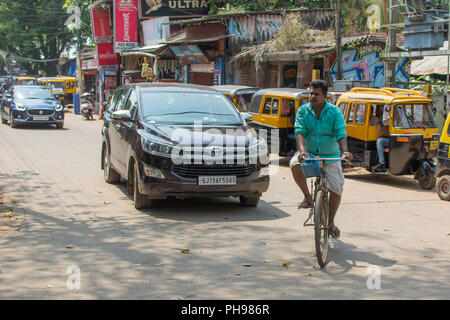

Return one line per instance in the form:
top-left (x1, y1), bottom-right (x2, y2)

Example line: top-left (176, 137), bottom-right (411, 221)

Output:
top-left (393, 103), bottom-right (436, 129)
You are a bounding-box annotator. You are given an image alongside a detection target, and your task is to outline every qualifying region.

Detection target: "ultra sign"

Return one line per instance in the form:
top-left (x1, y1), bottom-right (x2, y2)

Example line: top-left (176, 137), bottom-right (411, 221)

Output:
top-left (139, 0), bottom-right (209, 18)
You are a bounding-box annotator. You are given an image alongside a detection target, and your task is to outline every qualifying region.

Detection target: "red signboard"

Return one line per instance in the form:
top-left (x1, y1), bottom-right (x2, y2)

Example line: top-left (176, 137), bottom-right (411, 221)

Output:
top-left (97, 43), bottom-right (119, 67)
top-left (114, 0), bottom-right (139, 52)
top-left (91, 7), bottom-right (112, 43)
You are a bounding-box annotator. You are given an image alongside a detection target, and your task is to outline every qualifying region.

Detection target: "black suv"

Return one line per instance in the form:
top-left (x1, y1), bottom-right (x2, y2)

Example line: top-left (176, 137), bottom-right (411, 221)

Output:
top-left (101, 83), bottom-right (270, 209)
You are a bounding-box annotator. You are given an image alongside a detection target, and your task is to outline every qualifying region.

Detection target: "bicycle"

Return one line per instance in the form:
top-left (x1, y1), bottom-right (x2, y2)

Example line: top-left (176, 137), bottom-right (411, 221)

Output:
top-left (302, 156), bottom-right (347, 268)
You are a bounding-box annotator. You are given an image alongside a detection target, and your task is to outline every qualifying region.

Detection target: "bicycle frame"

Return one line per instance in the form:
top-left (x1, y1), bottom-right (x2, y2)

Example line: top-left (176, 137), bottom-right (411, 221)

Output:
top-left (303, 157), bottom-right (344, 227)
top-left (301, 156), bottom-right (346, 268)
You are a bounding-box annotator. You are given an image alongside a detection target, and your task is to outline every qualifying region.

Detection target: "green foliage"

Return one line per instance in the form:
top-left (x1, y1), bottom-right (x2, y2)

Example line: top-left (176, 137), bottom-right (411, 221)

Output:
top-left (0, 0), bottom-right (95, 76)
top-left (409, 75), bottom-right (449, 95)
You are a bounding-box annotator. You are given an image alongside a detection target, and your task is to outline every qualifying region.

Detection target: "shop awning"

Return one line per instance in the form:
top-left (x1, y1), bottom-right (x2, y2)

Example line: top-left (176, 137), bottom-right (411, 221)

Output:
top-left (130, 43), bottom-right (167, 53)
top-left (163, 34), bottom-right (234, 46)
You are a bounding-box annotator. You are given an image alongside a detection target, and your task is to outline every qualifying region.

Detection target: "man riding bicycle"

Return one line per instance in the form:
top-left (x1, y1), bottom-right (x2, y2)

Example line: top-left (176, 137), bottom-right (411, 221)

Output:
top-left (290, 79), bottom-right (353, 238)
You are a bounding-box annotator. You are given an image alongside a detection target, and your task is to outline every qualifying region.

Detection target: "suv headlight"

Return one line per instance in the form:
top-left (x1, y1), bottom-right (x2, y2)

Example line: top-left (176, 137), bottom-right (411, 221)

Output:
top-left (55, 104), bottom-right (63, 112)
top-left (141, 137), bottom-right (174, 157)
top-left (15, 104), bottom-right (26, 111)
top-left (249, 140), bottom-right (270, 164)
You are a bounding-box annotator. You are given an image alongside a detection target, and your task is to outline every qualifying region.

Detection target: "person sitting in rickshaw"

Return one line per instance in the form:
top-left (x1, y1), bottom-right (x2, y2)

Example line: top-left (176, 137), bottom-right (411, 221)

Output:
top-left (370, 106), bottom-right (390, 171)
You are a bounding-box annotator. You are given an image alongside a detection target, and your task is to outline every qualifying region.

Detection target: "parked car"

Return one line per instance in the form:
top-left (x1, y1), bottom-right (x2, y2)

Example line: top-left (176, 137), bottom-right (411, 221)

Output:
top-left (0, 85), bottom-right (64, 128)
top-left (101, 83), bottom-right (270, 209)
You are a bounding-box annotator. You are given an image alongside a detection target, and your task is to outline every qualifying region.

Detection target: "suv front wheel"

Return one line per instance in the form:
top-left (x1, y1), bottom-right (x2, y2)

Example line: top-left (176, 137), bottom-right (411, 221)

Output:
top-left (132, 162), bottom-right (154, 209)
top-left (239, 194), bottom-right (260, 207)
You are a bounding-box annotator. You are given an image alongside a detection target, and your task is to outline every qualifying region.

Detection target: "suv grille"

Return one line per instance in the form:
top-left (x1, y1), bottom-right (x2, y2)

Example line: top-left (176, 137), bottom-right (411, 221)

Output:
top-left (27, 109), bottom-right (55, 116)
top-left (173, 164), bottom-right (256, 179)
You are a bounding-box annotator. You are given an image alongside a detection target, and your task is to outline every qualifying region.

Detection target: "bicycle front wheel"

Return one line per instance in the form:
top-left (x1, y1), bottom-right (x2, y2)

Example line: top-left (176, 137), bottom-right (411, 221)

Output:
top-left (314, 189), bottom-right (329, 268)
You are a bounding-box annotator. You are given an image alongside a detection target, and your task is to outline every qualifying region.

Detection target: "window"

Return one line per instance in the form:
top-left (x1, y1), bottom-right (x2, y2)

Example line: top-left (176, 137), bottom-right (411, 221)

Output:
top-left (124, 90), bottom-right (138, 119)
top-left (393, 104), bottom-right (436, 128)
top-left (300, 98), bottom-right (309, 106)
top-left (262, 98), bottom-right (272, 114)
top-left (281, 99), bottom-right (294, 117)
top-left (272, 98), bottom-right (279, 115)
top-left (115, 89), bottom-right (130, 111)
top-left (347, 103), bottom-right (355, 124)
top-left (355, 103), bottom-right (366, 124)
top-left (338, 102), bottom-right (346, 114)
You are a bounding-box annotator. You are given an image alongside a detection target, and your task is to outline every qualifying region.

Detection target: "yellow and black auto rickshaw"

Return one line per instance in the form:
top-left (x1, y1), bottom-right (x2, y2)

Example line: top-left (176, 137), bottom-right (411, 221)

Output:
top-left (213, 85), bottom-right (260, 112)
top-left (336, 87), bottom-right (440, 189)
top-left (38, 77), bottom-right (77, 107)
top-left (247, 88), bottom-right (334, 156)
top-left (435, 113), bottom-right (450, 200)
top-left (16, 76), bottom-right (38, 85)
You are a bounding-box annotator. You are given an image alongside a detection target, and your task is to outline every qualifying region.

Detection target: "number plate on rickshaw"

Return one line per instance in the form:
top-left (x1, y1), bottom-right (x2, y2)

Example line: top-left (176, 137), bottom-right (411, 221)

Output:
top-left (198, 176), bottom-right (236, 185)
top-left (430, 141), bottom-right (439, 150)
top-left (33, 116), bottom-right (49, 121)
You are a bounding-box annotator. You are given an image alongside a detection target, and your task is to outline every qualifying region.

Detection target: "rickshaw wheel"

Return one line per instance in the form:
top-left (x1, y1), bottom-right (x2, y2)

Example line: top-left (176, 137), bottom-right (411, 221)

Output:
top-left (418, 167), bottom-right (436, 190)
top-left (437, 175), bottom-right (450, 201)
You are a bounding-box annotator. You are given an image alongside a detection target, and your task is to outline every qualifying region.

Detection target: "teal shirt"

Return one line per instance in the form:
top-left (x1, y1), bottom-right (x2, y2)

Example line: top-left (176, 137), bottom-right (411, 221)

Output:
top-left (294, 101), bottom-right (347, 160)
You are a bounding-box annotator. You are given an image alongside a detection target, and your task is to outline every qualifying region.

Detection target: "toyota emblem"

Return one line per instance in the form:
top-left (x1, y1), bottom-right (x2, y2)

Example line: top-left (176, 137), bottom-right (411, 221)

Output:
top-left (39, 110), bottom-right (44, 115)
top-left (209, 146), bottom-right (223, 157)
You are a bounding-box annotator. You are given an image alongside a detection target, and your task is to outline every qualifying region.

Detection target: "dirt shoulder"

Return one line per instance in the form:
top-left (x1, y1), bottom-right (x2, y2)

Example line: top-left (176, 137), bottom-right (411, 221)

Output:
top-left (0, 194), bottom-right (24, 240)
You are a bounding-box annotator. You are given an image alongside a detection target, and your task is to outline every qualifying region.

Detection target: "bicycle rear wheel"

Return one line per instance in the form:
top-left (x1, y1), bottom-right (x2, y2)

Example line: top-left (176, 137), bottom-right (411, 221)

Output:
top-left (314, 189), bottom-right (329, 268)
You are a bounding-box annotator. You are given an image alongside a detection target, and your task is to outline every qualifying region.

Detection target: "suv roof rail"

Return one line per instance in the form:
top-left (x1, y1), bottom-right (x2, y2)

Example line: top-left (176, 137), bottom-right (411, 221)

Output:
top-left (349, 87), bottom-right (395, 96)
top-left (381, 87), bottom-right (423, 97)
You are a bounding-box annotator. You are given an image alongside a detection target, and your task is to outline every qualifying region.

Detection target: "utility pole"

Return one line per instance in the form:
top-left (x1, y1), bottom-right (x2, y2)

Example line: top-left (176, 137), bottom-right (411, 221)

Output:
top-left (75, 0), bottom-right (84, 95)
top-left (4, 33), bottom-right (13, 84)
top-left (385, 0), bottom-right (397, 87)
top-left (335, 0), bottom-right (343, 80)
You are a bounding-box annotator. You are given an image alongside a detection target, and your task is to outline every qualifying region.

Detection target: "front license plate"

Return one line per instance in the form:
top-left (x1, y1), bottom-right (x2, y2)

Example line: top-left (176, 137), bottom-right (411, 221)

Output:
top-left (198, 176), bottom-right (236, 186)
top-left (430, 141), bottom-right (439, 150)
top-left (33, 116), bottom-right (49, 121)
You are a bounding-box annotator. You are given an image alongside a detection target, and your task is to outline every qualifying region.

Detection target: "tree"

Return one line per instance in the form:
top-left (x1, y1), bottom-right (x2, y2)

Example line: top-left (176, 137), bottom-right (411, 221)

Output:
top-left (0, 0), bottom-right (95, 76)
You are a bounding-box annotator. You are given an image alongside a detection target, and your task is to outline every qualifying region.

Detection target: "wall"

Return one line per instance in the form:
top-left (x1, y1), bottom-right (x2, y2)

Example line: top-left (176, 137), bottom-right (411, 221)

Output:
top-left (328, 43), bottom-right (411, 88)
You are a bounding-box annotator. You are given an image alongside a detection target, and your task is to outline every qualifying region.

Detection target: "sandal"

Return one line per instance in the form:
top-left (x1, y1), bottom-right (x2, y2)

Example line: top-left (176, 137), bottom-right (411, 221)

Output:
top-left (298, 198), bottom-right (313, 209)
top-left (329, 225), bottom-right (340, 238)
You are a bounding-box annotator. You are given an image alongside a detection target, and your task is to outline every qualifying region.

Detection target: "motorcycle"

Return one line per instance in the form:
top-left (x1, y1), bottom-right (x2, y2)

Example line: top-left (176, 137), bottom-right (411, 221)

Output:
top-left (80, 92), bottom-right (95, 120)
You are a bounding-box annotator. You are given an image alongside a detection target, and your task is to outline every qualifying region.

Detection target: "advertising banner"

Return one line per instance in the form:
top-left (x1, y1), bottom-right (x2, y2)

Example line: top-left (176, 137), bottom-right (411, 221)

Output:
top-left (139, 0), bottom-right (209, 19)
top-left (97, 42), bottom-right (119, 68)
top-left (114, 0), bottom-right (139, 52)
top-left (141, 17), bottom-right (169, 46)
top-left (91, 7), bottom-right (112, 43)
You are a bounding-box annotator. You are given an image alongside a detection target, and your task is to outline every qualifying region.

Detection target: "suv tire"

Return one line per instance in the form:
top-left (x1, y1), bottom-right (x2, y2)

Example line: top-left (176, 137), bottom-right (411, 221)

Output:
top-left (103, 146), bottom-right (121, 183)
top-left (239, 194), bottom-right (260, 207)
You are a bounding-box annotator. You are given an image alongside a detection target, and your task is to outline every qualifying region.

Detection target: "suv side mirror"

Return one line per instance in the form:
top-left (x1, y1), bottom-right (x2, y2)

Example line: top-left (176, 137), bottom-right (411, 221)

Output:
top-left (241, 112), bottom-right (253, 123)
top-left (112, 110), bottom-right (134, 122)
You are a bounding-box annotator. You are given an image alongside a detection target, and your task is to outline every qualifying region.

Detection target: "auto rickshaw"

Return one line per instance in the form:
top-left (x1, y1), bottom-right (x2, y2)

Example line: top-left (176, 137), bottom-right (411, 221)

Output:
top-left (16, 76), bottom-right (37, 85)
top-left (212, 85), bottom-right (260, 112)
top-left (247, 88), bottom-right (334, 156)
top-left (435, 113), bottom-right (450, 200)
top-left (336, 87), bottom-right (440, 189)
top-left (37, 76), bottom-right (77, 107)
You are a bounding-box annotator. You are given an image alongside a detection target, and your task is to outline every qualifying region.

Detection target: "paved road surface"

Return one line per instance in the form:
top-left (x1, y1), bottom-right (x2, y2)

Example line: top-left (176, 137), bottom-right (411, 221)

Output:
top-left (0, 112), bottom-right (449, 299)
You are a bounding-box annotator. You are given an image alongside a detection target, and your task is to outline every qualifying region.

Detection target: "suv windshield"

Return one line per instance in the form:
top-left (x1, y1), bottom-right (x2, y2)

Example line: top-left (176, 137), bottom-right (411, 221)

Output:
top-left (15, 87), bottom-right (56, 100)
top-left (141, 91), bottom-right (244, 126)
top-left (393, 103), bottom-right (436, 129)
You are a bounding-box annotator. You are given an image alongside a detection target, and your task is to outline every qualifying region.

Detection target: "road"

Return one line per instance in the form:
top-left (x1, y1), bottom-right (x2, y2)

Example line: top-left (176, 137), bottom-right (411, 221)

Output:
top-left (0, 112), bottom-right (449, 300)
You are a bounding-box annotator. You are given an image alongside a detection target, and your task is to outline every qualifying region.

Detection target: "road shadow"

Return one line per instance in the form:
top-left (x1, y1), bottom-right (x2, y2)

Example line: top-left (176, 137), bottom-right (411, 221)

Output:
top-left (8, 124), bottom-right (67, 131)
top-left (113, 181), bottom-right (289, 223)
top-left (343, 167), bottom-right (435, 192)
top-left (324, 238), bottom-right (397, 275)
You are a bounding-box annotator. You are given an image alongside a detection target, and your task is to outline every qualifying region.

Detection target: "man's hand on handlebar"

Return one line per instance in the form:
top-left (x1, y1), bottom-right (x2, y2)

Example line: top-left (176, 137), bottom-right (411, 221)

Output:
top-left (298, 151), bottom-right (310, 163)
top-left (341, 151), bottom-right (353, 162)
